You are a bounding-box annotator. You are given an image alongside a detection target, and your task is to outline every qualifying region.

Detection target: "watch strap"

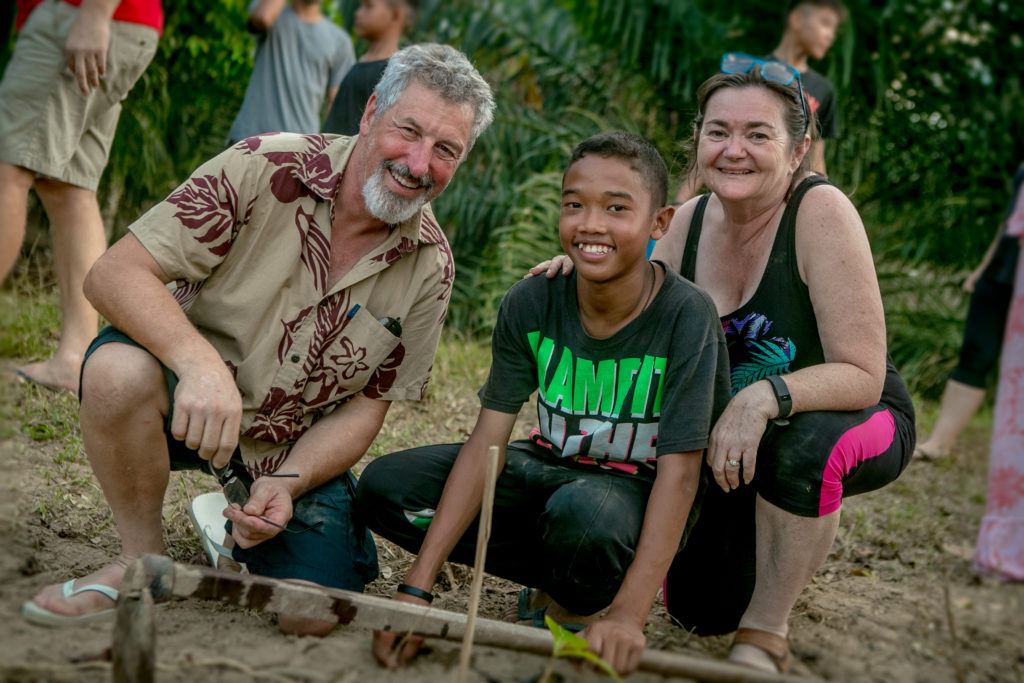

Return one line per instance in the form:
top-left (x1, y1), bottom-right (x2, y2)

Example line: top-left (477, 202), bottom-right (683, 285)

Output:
top-left (396, 583), bottom-right (434, 603)
top-left (766, 374), bottom-right (793, 419)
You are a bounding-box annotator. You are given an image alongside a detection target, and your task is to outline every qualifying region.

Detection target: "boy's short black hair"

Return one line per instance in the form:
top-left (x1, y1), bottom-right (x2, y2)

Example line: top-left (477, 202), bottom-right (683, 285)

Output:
top-left (565, 130), bottom-right (668, 212)
top-left (786, 0), bottom-right (848, 23)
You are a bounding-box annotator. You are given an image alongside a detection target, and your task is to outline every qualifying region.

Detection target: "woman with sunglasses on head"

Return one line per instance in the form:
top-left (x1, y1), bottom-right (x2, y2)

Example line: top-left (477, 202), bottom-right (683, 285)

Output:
top-left (658, 58), bottom-right (915, 673)
top-left (531, 56), bottom-right (915, 673)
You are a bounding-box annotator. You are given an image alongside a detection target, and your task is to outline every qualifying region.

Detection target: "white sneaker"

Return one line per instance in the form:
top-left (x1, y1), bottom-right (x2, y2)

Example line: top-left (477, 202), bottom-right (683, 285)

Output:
top-left (188, 492), bottom-right (246, 573)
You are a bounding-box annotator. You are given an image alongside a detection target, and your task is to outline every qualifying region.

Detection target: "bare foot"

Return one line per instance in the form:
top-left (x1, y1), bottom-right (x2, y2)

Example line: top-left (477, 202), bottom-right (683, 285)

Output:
top-left (17, 353), bottom-right (83, 394)
top-left (913, 442), bottom-right (951, 461)
top-left (29, 561), bottom-right (128, 618)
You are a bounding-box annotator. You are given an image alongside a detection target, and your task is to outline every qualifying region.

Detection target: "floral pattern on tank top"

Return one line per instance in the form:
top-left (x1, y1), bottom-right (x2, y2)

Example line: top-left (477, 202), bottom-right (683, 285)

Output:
top-left (722, 312), bottom-right (796, 395)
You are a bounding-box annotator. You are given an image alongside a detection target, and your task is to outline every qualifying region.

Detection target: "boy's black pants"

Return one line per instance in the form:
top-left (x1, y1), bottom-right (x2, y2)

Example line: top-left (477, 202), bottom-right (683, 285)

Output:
top-left (355, 440), bottom-right (655, 616)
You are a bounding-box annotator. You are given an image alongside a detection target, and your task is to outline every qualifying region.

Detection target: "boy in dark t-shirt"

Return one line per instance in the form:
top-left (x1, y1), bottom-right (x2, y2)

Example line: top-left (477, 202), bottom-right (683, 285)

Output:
top-left (358, 131), bottom-right (730, 675)
top-left (321, 0), bottom-right (417, 135)
top-left (768, 0), bottom-right (846, 174)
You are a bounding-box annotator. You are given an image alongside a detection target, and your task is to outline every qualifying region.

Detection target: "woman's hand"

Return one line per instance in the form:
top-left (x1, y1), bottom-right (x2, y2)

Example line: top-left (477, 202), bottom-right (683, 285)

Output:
top-left (707, 380), bottom-right (776, 491)
top-left (525, 254), bottom-right (574, 279)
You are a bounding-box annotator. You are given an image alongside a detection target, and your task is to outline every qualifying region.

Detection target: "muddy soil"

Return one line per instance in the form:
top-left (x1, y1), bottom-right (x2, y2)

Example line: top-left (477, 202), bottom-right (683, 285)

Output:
top-left (1, 367), bottom-right (1022, 682)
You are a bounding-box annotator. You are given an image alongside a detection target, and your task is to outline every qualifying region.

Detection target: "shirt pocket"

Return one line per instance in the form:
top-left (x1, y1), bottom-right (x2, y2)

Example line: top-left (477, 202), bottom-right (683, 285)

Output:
top-left (301, 305), bottom-right (401, 407)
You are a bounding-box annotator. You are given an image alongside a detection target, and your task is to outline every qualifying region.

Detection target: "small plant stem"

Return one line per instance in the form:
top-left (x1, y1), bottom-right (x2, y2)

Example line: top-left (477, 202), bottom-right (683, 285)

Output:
top-left (456, 445), bottom-right (500, 683)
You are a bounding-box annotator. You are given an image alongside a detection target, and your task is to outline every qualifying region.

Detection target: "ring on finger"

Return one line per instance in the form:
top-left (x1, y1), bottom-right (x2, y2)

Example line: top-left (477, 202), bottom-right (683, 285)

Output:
top-left (726, 459), bottom-right (740, 467)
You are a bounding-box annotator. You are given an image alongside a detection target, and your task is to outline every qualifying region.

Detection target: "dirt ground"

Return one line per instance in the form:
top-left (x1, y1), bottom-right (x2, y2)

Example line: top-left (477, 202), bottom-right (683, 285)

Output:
top-left (1, 362), bottom-right (1022, 683)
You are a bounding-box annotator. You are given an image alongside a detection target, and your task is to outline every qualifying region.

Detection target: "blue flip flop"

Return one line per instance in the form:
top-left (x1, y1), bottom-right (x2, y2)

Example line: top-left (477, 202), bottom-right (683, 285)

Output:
top-left (516, 587), bottom-right (586, 633)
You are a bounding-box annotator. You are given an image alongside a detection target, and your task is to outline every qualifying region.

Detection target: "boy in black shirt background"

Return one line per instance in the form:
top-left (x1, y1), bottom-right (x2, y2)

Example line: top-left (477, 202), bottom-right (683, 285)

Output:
top-left (322, 0), bottom-right (417, 134)
top-left (358, 130), bottom-right (730, 675)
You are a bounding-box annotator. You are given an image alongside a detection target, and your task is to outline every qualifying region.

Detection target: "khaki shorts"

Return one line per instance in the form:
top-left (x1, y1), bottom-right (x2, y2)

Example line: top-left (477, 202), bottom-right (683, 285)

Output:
top-left (0, 0), bottom-right (158, 191)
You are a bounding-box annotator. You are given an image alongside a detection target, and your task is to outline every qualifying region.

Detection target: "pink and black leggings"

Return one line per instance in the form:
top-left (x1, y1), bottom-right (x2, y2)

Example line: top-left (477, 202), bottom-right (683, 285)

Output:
top-left (663, 359), bottom-right (916, 636)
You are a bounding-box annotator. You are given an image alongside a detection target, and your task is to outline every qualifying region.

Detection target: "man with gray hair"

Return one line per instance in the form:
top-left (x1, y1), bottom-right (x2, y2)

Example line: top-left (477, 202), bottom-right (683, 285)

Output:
top-left (21, 43), bottom-right (494, 636)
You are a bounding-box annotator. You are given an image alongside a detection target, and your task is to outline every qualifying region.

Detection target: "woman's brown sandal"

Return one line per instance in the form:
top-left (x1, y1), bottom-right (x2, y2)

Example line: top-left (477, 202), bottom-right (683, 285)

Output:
top-left (731, 627), bottom-right (793, 673)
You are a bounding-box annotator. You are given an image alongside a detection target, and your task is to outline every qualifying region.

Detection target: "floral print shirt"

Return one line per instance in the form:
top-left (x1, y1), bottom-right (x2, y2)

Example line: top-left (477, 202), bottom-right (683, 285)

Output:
top-left (130, 132), bottom-right (454, 473)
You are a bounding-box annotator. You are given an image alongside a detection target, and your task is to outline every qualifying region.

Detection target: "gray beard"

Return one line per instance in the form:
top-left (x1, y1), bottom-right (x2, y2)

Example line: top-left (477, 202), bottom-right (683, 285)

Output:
top-left (362, 162), bottom-right (430, 224)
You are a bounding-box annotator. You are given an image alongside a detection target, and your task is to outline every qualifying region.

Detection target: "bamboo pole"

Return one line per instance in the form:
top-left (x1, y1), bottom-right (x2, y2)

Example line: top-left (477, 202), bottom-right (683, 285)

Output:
top-left (119, 555), bottom-right (818, 683)
top-left (456, 445), bottom-right (501, 683)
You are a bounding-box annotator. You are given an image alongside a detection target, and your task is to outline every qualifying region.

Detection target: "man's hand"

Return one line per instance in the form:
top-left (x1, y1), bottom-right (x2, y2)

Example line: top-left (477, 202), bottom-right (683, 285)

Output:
top-left (582, 614), bottom-right (646, 675)
top-left (224, 477), bottom-right (293, 548)
top-left (65, 5), bottom-right (113, 95)
top-left (170, 362), bottom-right (242, 469)
top-left (372, 592), bottom-right (430, 668)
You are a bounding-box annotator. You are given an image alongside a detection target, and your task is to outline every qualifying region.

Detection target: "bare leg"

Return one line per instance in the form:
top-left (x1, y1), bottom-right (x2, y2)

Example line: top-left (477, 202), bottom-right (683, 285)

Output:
top-left (18, 178), bottom-right (106, 392)
top-left (0, 161), bottom-right (34, 281)
top-left (915, 379), bottom-right (986, 459)
top-left (729, 495), bottom-right (840, 671)
top-left (28, 343), bottom-right (171, 617)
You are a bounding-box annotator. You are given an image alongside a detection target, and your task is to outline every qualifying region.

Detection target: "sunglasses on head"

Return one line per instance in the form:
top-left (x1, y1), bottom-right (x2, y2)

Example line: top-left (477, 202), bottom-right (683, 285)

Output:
top-left (719, 52), bottom-right (808, 135)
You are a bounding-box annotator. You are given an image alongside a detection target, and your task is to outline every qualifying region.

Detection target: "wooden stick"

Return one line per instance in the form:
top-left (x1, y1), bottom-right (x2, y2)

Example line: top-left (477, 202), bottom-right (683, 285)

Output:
top-left (456, 445), bottom-right (501, 683)
top-left (121, 555), bottom-right (816, 683)
top-left (112, 586), bottom-right (155, 683)
top-left (943, 582), bottom-right (965, 683)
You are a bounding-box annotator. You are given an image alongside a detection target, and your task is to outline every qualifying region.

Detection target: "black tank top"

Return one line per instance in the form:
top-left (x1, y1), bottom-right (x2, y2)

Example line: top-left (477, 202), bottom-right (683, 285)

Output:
top-left (681, 176), bottom-right (830, 395)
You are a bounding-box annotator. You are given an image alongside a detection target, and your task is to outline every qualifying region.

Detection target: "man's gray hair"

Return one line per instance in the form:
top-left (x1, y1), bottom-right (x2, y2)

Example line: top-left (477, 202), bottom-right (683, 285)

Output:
top-left (373, 43), bottom-right (495, 151)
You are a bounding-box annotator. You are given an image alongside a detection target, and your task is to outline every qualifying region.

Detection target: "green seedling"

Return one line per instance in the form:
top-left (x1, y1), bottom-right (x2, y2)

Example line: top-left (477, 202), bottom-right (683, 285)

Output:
top-left (537, 615), bottom-right (623, 683)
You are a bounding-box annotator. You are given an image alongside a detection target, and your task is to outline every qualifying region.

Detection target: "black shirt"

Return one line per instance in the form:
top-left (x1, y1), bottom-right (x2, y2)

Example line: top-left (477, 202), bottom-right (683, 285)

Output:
top-left (322, 59), bottom-right (389, 135)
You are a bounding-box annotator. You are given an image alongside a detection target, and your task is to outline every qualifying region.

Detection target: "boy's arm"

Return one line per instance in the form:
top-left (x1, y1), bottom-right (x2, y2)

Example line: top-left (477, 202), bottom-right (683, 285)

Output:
top-left (584, 450), bottom-right (702, 675)
top-left (324, 86), bottom-right (339, 116)
top-left (372, 407), bottom-right (519, 668)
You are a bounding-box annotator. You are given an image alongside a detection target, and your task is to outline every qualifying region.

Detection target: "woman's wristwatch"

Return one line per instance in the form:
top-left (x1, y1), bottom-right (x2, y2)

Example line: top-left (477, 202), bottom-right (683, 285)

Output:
top-left (765, 374), bottom-right (792, 420)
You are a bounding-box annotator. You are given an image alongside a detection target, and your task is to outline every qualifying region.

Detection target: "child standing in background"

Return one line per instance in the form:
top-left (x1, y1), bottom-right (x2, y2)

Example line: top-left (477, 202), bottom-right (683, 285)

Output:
top-left (322, 0), bottom-right (417, 135)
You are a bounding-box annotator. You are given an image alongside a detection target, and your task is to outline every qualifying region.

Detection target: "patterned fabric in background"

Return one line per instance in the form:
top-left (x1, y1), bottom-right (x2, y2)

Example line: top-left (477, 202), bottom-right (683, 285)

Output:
top-left (974, 185), bottom-right (1024, 581)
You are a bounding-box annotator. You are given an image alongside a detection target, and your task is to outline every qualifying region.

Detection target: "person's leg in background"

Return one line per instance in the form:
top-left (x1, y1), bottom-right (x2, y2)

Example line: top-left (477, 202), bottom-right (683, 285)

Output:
top-left (915, 277), bottom-right (1011, 460)
top-left (0, 161), bottom-right (33, 279)
top-left (19, 178), bottom-right (106, 392)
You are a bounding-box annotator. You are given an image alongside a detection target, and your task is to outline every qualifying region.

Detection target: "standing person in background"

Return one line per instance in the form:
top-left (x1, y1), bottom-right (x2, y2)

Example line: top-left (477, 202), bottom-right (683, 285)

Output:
top-left (226, 0), bottom-right (354, 146)
top-left (915, 164), bottom-right (1023, 461)
top-left (672, 0), bottom-right (845, 207)
top-left (0, 0), bottom-right (162, 393)
top-left (769, 0), bottom-right (845, 176)
top-left (322, 0), bottom-right (417, 136)
top-left (974, 166), bottom-right (1024, 582)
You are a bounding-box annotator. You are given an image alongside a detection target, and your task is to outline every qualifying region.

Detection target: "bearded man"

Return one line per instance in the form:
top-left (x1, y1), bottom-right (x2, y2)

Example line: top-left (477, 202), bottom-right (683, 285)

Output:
top-left (21, 43), bottom-right (494, 635)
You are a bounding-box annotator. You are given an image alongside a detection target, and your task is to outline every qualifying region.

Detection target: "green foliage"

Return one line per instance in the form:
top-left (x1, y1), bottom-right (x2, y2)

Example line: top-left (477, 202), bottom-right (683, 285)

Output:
top-left (7, 0), bottom-right (1012, 398)
top-left (543, 615), bottom-right (623, 683)
top-left (0, 290), bottom-right (59, 360)
top-left (99, 0), bottom-right (254, 239)
top-left (877, 262), bottom-right (970, 398)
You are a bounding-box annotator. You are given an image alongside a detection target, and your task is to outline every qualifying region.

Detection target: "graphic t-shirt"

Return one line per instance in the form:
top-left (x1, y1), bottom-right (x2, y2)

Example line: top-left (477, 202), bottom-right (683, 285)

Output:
top-left (479, 263), bottom-right (730, 476)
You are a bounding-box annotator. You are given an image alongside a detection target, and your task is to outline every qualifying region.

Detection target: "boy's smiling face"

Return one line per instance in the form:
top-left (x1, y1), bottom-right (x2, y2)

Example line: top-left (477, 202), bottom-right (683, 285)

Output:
top-left (559, 154), bottom-right (669, 284)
